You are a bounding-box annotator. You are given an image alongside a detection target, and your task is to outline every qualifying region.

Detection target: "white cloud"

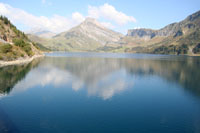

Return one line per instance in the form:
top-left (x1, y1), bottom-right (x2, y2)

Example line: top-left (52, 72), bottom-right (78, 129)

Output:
top-left (134, 27), bottom-right (141, 29)
top-left (0, 3), bottom-right (83, 33)
top-left (0, 2), bottom-right (136, 33)
top-left (72, 12), bottom-right (85, 23)
top-left (0, 3), bottom-right (8, 14)
top-left (88, 6), bottom-right (100, 19)
top-left (88, 3), bottom-right (136, 25)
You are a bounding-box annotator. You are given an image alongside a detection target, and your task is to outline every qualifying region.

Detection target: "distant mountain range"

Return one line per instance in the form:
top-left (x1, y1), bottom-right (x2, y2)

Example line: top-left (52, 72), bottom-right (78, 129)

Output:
top-left (28, 10), bottom-right (200, 55)
top-left (123, 10), bottom-right (200, 55)
top-left (27, 29), bottom-right (56, 39)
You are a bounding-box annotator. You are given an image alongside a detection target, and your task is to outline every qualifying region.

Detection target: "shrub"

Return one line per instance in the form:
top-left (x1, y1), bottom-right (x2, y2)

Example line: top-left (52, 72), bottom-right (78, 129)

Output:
top-left (21, 53), bottom-right (24, 57)
top-left (153, 44), bottom-right (189, 55)
top-left (13, 38), bottom-right (26, 47)
top-left (3, 17), bottom-right (9, 25)
top-left (176, 44), bottom-right (189, 55)
top-left (0, 55), bottom-right (3, 60)
top-left (13, 28), bottom-right (20, 36)
top-left (22, 45), bottom-right (33, 56)
top-left (13, 51), bottom-right (17, 56)
top-left (192, 43), bottom-right (200, 54)
top-left (13, 39), bottom-right (33, 56)
top-left (0, 44), bottom-right (12, 53)
top-left (0, 25), bottom-right (4, 29)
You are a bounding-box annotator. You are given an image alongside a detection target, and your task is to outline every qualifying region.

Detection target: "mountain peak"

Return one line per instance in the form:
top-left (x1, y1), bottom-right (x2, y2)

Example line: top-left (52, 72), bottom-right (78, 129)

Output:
top-left (48, 17), bottom-right (123, 50)
top-left (81, 17), bottom-right (105, 29)
top-left (84, 17), bottom-right (97, 22)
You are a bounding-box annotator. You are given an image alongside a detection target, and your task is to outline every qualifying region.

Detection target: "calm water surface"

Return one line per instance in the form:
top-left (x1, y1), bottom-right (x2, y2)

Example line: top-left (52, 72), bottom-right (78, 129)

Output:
top-left (0, 52), bottom-right (200, 133)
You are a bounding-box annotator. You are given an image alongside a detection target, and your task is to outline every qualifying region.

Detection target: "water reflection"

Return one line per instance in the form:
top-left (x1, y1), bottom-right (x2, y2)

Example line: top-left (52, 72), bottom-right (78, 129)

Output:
top-left (0, 59), bottom-right (42, 132)
top-left (0, 58), bottom-right (42, 98)
top-left (1, 54), bottom-right (200, 99)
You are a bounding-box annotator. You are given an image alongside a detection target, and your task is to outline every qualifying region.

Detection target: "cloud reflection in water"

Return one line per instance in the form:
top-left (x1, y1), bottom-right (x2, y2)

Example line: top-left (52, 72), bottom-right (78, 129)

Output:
top-left (10, 58), bottom-right (134, 100)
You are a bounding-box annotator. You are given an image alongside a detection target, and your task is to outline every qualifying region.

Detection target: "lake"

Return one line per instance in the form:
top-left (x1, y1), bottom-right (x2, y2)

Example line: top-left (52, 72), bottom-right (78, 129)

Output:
top-left (0, 52), bottom-right (200, 133)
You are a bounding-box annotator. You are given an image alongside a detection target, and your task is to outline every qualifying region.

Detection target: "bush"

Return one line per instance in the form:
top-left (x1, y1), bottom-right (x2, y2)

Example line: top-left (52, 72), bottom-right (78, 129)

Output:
top-left (0, 55), bottom-right (3, 60)
top-left (176, 44), bottom-right (189, 55)
top-left (0, 44), bottom-right (12, 53)
top-left (13, 39), bottom-right (33, 56)
top-left (0, 16), bottom-right (9, 25)
top-left (153, 44), bottom-right (189, 55)
top-left (192, 43), bottom-right (200, 54)
top-left (13, 28), bottom-right (20, 36)
top-left (13, 51), bottom-right (17, 56)
top-left (1, 25), bottom-right (4, 29)
top-left (22, 45), bottom-right (33, 56)
top-left (21, 53), bottom-right (24, 57)
top-left (13, 38), bottom-right (26, 47)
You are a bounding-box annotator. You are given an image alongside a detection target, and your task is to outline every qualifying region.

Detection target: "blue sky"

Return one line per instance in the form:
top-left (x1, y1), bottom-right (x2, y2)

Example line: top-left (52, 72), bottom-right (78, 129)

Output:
top-left (0, 0), bottom-right (199, 34)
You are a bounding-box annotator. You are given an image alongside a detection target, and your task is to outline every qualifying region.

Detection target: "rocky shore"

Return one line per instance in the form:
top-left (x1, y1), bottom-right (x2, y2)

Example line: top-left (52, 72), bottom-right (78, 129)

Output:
top-left (0, 54), bottom-right (44, 67)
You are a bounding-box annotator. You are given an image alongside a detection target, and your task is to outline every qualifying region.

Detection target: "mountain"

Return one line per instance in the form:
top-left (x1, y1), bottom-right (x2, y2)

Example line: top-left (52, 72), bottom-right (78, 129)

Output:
top-left (0, 16), bottom-right (42, 61)
top-left (126, 22), bottom-right (183, 39)
top-left (28, 18), bottom-right (123, 51)
top-left (28, 11), bottom-right (200, 55)
top-left (27, 29), bottom-right (56, 39)
top-left (125, 10), bottom-right (200, 55)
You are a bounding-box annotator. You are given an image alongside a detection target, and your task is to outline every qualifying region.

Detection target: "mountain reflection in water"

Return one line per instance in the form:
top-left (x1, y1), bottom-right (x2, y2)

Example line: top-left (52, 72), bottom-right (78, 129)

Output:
top-left (0, 54), bottom-right (200, 100)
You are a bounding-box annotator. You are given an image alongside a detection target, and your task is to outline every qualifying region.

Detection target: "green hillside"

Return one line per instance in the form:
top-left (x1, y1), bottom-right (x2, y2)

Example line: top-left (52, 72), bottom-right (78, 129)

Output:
top-left (0, 16), bottom-right (43, 61)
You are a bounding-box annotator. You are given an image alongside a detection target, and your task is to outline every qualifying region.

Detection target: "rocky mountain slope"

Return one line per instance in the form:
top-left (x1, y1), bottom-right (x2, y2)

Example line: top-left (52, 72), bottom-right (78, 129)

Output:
top-left (125, 10), bottom-right (200, 55)
top-left (28, 18), bottom-right (123, 51)
top-left (0, 16), bottom-right (42, 61)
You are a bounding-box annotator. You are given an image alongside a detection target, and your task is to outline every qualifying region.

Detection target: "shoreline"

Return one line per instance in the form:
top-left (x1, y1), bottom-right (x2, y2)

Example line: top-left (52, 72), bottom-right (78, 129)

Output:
top-left (0, 54), bottom-right (44, 67)
top-left (45, 51), bottom-right (200, 56)
top-left (0, 52), bottom-right (199, 68)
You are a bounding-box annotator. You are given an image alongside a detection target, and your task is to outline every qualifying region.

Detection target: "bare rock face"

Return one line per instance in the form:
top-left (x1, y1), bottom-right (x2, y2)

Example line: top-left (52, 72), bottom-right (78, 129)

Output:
top-left (125, 10), bottom-right (200, 55)
top-left (127, 23), bottom-right (181, 39)
top-left (127, 29), bottom-right (156, 40)
top-left (2, 34), bottom-right (7, 41)
top-left (127, 10), bottom-right (200, 40)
